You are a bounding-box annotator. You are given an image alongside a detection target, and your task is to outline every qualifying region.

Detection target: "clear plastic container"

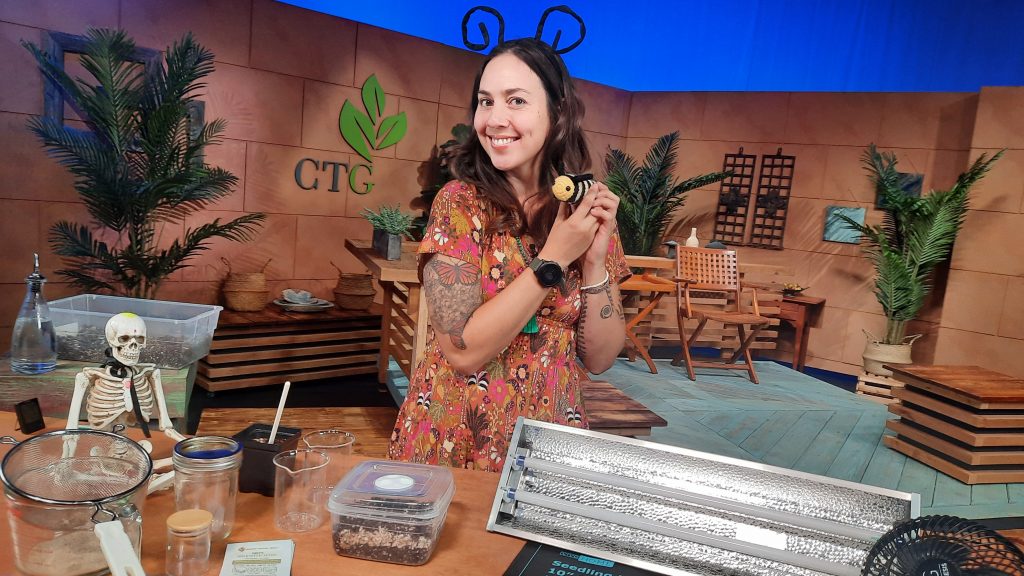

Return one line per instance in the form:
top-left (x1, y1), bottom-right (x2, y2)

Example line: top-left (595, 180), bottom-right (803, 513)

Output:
top-left (48, 294), bottom-right (222, 369)
top-left (327, 460), bottom-right (455, 565)
top-left (172, 437), bottom-right (242, 541)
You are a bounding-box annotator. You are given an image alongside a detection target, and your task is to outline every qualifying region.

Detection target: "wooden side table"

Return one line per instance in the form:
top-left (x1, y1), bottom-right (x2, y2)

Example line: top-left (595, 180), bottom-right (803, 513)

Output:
top-left (886, 364), bottom-right (1024, 484)
top-left (346, 239), bottom-right (428, 383)
top-left (777, 294), bottom-right (826, 372)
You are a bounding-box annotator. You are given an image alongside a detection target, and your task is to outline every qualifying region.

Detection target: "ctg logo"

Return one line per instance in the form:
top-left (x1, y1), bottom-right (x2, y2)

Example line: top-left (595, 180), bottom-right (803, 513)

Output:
top-left (294, 74), bottom-right (408, 194)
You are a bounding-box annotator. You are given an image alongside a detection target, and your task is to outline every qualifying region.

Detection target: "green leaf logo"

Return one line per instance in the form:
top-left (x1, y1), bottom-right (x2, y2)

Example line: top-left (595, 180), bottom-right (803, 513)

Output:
top-left (340, 101), bottom-right (374, 163)
top-left (362, 74), bottom-right (385, 124)
top-left (338, 74), bottom-right (408, 165)
top-left (376, 112), bottom-right (407, 150)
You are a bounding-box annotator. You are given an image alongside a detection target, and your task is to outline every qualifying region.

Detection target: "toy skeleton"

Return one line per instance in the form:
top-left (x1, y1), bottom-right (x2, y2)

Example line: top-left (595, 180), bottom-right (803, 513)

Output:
top-left (65, 313), bottom-right (185, 460)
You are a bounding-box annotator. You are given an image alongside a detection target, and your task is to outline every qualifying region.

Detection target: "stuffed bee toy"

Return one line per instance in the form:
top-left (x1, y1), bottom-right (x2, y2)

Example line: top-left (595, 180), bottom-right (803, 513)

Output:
top-left (551, 173), bottom-right (595, 204)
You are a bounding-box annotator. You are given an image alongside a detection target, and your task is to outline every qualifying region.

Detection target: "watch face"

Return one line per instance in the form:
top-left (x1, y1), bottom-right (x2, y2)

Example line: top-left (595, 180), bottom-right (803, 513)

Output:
top-left (536, 261), bottom-right (563, 287)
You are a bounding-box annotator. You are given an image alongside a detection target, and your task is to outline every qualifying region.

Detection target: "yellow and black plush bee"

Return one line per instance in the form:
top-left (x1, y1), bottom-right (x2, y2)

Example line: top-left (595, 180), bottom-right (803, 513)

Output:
top-left (551, 173), bottom-right (595, 204)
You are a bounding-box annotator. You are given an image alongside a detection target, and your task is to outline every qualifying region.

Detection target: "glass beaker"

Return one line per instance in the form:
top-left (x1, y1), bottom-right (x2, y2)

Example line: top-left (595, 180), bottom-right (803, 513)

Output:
top-left (273, 449), bottom-right (329, 532)
top-left (302, 429), bottom-right (355, 490)
top-left (10, 253), bottom-right (58, 374)
top-left (172, 436), bottom-right (242, 541)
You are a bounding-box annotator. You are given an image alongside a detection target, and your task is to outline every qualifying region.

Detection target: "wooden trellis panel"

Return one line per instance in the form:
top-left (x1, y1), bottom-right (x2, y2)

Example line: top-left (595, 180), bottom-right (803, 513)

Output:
top-left (748, 148), bottom-right (796, 250)
top-left (713, 147), bottom-right (757, 246)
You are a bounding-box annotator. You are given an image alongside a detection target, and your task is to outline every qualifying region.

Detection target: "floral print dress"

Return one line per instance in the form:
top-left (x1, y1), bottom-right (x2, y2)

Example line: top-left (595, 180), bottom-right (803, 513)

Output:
top-left (387, 180), bottom-right (631, 472)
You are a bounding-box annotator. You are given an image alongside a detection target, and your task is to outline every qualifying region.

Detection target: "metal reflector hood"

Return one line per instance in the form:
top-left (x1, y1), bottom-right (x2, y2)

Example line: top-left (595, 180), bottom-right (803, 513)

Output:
top-left (487, 418), bottom-right (919, 576)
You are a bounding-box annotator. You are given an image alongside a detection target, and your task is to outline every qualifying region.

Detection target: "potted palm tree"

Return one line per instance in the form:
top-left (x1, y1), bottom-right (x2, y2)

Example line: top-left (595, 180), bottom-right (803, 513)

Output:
top-left (837, 144), bottom-right (1002, 375)
top-left (23, 29), bottom-right (265, 299)
top-left (604, 131), bottom-right (731, 256)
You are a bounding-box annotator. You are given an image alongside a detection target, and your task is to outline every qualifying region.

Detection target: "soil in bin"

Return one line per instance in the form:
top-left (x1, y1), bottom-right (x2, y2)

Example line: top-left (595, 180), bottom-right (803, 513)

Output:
top-left (332, 516), bottom-right (437, 565)
top-left (58, 325), bottom-right (198, 368)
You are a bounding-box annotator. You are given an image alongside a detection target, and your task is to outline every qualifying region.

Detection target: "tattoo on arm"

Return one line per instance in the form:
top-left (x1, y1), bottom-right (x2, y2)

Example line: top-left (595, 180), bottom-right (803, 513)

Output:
top-left (577, 289), bottom-right (589, 361)
top-left (606, 282), bottom-right (623, 320)
top-left (423, 256), bottom-right (481, 351)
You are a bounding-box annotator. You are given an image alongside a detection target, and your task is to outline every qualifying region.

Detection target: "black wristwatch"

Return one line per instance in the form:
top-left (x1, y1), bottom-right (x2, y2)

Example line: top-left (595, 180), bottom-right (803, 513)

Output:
top-left (529, 257), bottom-right (566, 295)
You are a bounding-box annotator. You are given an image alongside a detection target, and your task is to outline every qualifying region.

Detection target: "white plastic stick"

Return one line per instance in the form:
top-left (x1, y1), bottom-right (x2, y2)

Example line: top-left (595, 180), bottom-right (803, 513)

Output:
top-left (267, 381), bottom-right (291, 445)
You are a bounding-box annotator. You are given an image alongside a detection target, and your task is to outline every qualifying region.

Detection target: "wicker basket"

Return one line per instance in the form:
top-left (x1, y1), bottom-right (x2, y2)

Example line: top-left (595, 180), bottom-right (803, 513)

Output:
top-left (224, 289), bottom-right (269, 312)
top-left (221, 258), bottom-right (271, 311)
top-left (334, 272), bottom-right (375, 310)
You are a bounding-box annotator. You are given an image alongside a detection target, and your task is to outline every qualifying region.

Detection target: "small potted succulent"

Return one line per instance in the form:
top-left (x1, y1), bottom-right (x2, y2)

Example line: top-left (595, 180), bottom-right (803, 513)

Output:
top-left (362, 205), bottom-right (415, 260)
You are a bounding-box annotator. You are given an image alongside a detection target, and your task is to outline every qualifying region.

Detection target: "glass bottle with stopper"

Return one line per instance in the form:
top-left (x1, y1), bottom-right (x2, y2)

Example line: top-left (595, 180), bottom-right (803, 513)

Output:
top-left (10, 253), bottom-right (58, 374)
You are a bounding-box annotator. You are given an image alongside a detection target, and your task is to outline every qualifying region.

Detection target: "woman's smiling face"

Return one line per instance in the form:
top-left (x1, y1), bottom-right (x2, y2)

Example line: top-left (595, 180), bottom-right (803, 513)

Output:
top-left (474, 52), bottom-right (551, 188)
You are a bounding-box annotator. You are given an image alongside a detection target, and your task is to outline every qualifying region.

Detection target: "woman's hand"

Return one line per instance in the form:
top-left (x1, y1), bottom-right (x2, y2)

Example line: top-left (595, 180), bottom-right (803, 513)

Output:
top-left (537, 192), bottom-right (600, 267)
top-left (581, 182), bottom-right (619, 269)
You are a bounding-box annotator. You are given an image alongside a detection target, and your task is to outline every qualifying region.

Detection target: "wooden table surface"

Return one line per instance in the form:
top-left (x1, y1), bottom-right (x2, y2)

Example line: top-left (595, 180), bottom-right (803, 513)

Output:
top-left (0, 412), bottom-right (526, 576)
top-left (345, 238), bottom-right (420, 283)
top-left (887, 364), bottom-right (1024, 406)
top-left (196, 406), bottom-right (398, 457)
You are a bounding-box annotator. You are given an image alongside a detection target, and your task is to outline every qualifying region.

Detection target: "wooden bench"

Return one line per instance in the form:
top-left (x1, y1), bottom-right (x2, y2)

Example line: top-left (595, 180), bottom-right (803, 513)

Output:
top-left (196, 306), bottom-right (382, 392)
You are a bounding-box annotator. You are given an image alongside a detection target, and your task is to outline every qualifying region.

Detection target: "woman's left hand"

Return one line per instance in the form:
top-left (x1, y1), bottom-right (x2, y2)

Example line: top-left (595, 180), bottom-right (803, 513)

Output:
top-left (580, 181), bottom-right (619, 268)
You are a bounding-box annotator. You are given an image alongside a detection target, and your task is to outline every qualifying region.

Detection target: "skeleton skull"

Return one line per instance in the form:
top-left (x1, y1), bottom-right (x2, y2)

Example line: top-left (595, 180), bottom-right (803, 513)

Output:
top-left (105, 312), bottom-right (147, 366)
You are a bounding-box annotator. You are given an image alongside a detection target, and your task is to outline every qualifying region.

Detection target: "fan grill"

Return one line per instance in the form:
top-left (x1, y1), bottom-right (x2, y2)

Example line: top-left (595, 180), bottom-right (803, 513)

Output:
top-left (863, 515), bottom-right (1024, 576)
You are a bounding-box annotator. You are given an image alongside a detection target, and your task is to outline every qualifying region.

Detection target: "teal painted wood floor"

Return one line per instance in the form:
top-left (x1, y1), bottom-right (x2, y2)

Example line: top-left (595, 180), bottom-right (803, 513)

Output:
top-left (388, 358), bottom-right (1024, 520)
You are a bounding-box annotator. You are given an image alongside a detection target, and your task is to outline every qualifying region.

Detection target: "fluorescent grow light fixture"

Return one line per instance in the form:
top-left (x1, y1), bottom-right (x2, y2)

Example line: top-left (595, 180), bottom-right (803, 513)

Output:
top-left (487, 418), bottom-right (919, 576)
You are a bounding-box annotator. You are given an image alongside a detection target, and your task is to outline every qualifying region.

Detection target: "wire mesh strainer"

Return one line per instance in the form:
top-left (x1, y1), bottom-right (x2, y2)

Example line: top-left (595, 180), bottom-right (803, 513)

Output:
top-left (1, 430), bottom-right (153, 576)
top-left (2, 429), bottom-right (152, 505)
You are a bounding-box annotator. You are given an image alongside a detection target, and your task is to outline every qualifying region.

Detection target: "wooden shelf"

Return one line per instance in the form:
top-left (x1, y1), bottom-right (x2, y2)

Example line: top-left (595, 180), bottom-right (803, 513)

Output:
top-left (196, 305), bottom-right (382, 392)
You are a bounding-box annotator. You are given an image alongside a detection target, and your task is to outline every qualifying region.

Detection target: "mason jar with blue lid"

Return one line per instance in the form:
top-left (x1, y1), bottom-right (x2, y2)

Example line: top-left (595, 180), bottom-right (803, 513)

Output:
top-left (172, 436), bottom-right (243, 541)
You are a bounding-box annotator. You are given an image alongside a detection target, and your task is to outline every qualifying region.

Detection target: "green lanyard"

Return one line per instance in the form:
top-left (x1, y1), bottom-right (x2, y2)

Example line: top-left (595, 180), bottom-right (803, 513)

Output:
top-left (513, 236), bottom-right (540, 334)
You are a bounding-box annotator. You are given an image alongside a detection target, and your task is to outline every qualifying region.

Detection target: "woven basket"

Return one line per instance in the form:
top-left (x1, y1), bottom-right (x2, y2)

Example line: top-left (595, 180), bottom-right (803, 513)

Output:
top-left (221, 258), bottom-right (271, 311)
top-left (224, 289), bottom-right (269, 312)
top-left (333, 272), bottom-right (375, 310)
top-left (334, 290), bottom-right (374, 310)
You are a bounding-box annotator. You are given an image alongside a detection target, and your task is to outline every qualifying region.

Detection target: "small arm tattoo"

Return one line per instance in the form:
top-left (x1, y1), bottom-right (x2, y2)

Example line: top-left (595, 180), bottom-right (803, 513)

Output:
top-left (423, 255), bottom-right (481, 351)
top-left (577, 289), bottom-right (589, 361)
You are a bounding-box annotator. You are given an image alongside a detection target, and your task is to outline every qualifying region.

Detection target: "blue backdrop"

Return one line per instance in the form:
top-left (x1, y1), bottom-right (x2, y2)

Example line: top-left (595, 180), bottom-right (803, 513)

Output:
top-left (278, 0), bottom-right (1024, 92)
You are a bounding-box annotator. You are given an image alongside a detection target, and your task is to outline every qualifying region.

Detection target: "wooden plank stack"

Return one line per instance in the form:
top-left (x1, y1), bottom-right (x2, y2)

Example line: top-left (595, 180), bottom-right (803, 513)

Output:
top-left (855, 371), bottom-right (904, 403)
top-left (885, 364), bottom-right (1024, 484)
top-left (196, 306), bottom-right (381, 392)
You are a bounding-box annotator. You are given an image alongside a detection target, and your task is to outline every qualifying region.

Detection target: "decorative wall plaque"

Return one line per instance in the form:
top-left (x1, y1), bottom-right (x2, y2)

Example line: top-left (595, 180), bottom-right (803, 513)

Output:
top-left (748, 148), bottom-right (796, 249)
top-left (712, 147), bottom-right (757, 246)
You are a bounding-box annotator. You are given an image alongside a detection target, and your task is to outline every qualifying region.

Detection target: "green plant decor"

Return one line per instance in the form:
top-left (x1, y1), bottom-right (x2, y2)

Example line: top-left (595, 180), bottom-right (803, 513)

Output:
top-left (23, 29), bottom-right (265, 300)
top-left (604, 131), bottom-right (731, 256)
top-left (361, 205), bottom-right (415, 238)
top-left (836, 144), bottom-right (1003, 345)
top-left (411, 123), bottom-right (472, 240)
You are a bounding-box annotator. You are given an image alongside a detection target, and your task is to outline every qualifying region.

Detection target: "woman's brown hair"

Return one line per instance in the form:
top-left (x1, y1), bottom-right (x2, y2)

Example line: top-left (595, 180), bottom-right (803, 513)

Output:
top-left (450, 38), bottom-right (590, 251)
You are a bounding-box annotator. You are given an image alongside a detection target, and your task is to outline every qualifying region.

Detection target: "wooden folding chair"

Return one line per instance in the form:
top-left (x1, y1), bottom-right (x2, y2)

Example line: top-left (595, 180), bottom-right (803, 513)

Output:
top-left (659, 247), bottom-right (770, 384)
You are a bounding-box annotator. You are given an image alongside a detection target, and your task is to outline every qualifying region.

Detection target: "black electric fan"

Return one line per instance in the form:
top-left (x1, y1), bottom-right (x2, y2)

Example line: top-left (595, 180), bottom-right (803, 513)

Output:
top-left (862, 515), bottom-right (1024, 576)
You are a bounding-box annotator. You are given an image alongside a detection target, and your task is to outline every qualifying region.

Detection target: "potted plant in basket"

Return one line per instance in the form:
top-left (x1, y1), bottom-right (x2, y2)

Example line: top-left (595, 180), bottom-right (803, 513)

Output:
top-left (23, 29), bottom-right (265, 299)
top-left (836, 144), bottom-right (1002, 375)
top-left (604, 131), bottom-right (731, 257)
top-left (362, 204), bottom-right (415, 260)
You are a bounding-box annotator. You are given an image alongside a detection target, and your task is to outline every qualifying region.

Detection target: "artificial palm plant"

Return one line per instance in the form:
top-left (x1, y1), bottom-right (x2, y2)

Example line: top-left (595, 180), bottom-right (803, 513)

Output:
top-left (23, 29), bottom-right (265, 299)
top-left (837, 144), bottom-right (1002, 345)
top-left (604, 131), bottom-right (731, 256)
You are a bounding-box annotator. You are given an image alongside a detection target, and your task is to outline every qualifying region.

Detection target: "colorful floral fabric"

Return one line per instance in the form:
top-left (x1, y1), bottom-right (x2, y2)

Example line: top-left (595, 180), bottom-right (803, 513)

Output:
top-left (387, 180), bottom-right (631, 472)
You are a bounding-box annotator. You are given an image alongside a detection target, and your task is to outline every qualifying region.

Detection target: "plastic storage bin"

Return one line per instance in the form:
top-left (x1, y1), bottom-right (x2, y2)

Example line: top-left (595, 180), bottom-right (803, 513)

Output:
top-left (49, 295), bottom-right (222, 369)
top-left (327, 460), bottom-right (454, 565)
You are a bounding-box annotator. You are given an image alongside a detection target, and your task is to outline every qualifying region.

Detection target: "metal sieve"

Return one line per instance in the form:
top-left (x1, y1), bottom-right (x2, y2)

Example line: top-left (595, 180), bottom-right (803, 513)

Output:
top-left (1, 429), bottom-right (153, 576)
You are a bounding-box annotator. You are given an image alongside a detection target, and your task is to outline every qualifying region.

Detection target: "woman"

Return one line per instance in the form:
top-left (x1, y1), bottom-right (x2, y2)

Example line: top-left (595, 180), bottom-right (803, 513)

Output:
top-left (387, 38), bottom-right (630, 472)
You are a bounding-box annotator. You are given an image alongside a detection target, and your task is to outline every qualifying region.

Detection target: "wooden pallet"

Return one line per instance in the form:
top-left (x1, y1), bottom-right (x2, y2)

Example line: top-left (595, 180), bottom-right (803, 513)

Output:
top-left (196, 305), bottom-right (382, 392)
top-left (855, 371), bottom-right (903, 403)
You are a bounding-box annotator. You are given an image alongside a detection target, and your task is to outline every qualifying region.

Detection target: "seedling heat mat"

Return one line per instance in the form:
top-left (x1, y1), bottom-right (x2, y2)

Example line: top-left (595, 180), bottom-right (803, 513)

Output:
top-left (487, 418), bottom-right (919, 576)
